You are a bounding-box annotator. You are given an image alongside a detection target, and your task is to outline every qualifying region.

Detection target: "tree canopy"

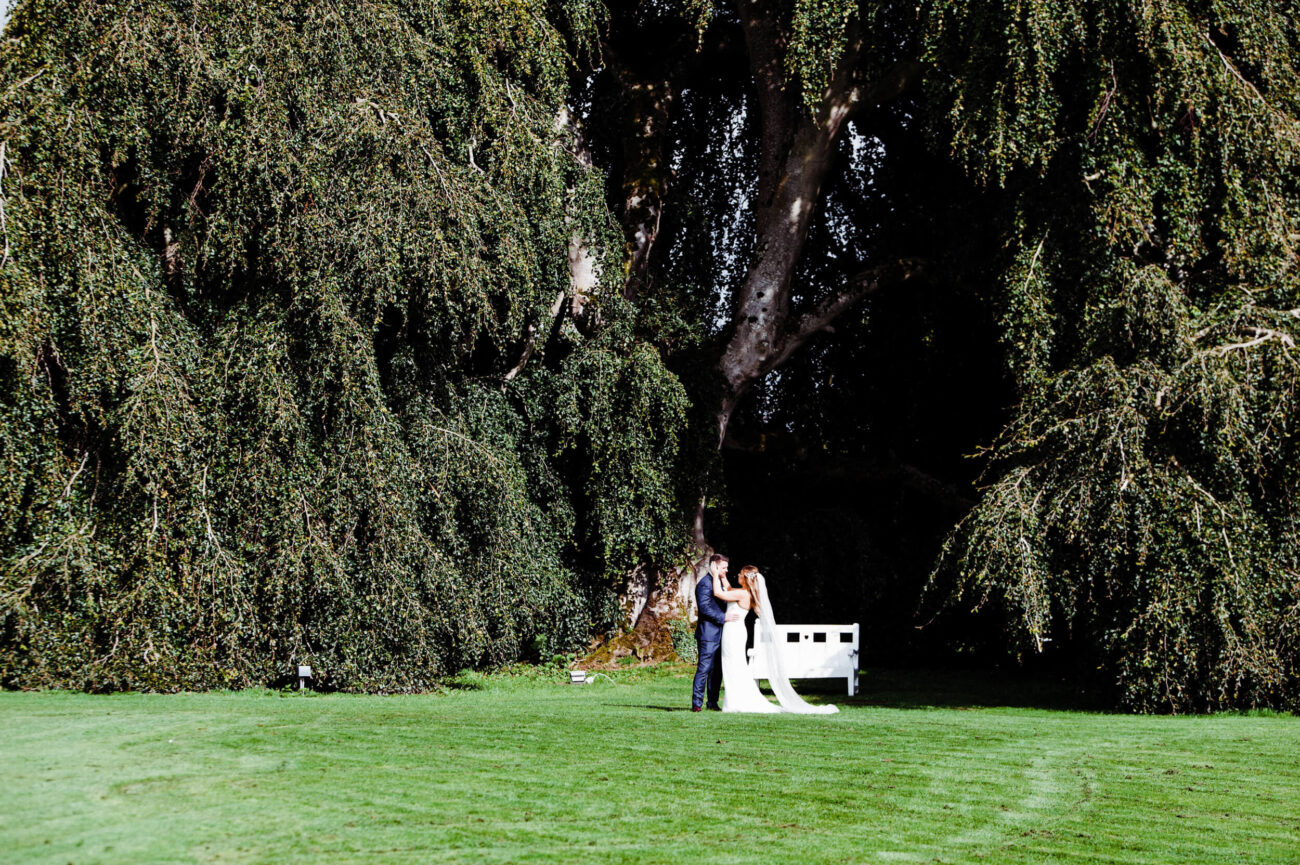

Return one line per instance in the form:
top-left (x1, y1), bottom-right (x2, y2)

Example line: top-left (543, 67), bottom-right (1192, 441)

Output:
top-left (0, 0), bottom-right (689, 691)
top-left (2, 0), bottom-right (1297, 710)
top-left (587, 0), bottom-right (1300, 711)
top-left (922, 0), bottom-right (1300, 711)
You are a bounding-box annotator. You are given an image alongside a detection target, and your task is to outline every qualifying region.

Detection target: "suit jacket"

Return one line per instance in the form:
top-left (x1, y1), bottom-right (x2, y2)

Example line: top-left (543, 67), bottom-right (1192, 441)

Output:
top-left (695, 573), bottom-right (728, 643)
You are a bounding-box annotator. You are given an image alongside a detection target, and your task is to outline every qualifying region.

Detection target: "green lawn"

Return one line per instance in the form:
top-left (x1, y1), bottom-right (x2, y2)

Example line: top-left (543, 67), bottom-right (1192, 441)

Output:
top-left (2, 667), bottom-right (1297, 864)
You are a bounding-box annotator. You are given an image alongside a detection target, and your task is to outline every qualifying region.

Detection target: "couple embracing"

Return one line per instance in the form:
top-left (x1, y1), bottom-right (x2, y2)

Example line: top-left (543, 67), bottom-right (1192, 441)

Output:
top-left (691, 553), bottom-right (837, 715)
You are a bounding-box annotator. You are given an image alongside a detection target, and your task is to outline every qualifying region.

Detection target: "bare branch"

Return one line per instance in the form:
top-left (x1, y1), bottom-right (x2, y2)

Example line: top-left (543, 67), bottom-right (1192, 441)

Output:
top-left (1214, 327), bottom-right (1296, 357)
top-left (735, 0), bottom-right (798, 207)
top-left (504, 289), bottom-right (567, 382)
top-left (0, 141), bottom-right (10, 270)
top-left (1205, 30), bottom-right (1267, 104)
top-left (765, 258), bottom-right (929, 375)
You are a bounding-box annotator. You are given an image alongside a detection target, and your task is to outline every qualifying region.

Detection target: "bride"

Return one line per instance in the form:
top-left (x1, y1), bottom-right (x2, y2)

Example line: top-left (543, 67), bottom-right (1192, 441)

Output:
top-left (712, 566), bottom-right (838, 714)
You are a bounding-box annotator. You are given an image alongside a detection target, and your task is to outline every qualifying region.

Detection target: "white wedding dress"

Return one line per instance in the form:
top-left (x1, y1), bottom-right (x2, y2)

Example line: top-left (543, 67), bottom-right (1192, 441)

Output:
top-left (720, 601), bottom-right (780, 713)
top-left (720, 574), bottom-right (839, 715)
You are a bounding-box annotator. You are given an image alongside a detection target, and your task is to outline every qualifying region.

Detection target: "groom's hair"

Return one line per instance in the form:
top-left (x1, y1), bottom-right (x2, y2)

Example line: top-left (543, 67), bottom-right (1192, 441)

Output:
top-left (709, 553), bottom-right (729, 566)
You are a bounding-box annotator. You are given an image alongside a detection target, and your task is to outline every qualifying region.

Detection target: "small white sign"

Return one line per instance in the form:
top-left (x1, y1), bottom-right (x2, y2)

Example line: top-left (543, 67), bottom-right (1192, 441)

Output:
top-left (297, 665), bottom-right (312, 678)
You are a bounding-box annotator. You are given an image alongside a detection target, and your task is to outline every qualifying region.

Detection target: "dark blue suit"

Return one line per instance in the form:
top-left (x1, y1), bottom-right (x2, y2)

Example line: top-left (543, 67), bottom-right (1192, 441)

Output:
top-left (693, 573), bottom-right (727, 709)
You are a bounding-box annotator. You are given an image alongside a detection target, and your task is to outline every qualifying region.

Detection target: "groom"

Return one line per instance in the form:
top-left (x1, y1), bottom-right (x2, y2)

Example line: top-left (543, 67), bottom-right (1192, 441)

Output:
top-left (692, 553), bottom-right (739, 712)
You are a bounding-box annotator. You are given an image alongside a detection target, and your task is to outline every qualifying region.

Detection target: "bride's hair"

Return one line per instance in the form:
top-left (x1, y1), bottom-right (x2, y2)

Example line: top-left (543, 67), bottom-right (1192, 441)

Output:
top-left (737, 566), bottom-right (761, 614)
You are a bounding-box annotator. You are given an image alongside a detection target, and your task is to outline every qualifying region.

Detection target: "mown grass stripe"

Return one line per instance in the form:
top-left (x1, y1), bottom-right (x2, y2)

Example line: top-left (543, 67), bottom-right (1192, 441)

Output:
top-left (2, 668), bottom-right (1297, 864)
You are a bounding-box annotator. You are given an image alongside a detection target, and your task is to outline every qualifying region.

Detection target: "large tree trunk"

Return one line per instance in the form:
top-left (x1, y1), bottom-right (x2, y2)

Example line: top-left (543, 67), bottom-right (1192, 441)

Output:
top-left (718, 5), bottom-right (924, 444)
top-left (600, 5), bottom-right (925, 662)
top-left (589, 560), bottom-right (705, 667)
top-left (617, 74), bottom-right (673, 302)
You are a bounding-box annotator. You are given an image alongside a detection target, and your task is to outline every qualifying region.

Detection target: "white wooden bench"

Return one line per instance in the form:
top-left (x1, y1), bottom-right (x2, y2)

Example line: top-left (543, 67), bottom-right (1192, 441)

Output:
top-left (747, 623), bottom-right (860, 696)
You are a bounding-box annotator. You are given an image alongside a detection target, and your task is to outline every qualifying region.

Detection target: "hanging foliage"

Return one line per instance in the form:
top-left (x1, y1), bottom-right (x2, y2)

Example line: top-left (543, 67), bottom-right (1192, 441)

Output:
top-left (3, 0), bottom-right (1298, 712)
top-left (925, 0), bottom-right (1300, 711)
top-left (0, 0), bottom-right (690, 691)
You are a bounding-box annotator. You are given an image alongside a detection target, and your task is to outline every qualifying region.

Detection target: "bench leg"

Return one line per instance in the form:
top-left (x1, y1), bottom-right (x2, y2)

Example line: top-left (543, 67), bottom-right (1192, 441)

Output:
top-left (847, 673), bottom-right (857, 697)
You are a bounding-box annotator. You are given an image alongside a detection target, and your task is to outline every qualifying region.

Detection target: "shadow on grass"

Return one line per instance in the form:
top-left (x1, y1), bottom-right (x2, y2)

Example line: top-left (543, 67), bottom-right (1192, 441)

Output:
top-left (636, 668), bottom-right (1095, 713)
top-left (845, 667), bottom-right (1101, 712)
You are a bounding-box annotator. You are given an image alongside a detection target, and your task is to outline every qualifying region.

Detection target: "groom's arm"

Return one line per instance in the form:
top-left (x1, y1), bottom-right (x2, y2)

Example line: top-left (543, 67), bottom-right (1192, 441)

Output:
top-left (697, 586), bottom-right (727, 627)
top-left (698, 579), bottom-right (741, 624)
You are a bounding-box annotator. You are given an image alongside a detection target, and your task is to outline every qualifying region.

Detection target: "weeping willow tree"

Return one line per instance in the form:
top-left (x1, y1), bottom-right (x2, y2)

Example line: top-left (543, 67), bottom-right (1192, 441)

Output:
top-left (922, 1), bottom-right (1300, 711)
top-left (3, 0), bottom-right (1297, 709)
top-left (583, 0), bottom-right (1299, 711)
top-left (0, 0), bottom-right (691, 691)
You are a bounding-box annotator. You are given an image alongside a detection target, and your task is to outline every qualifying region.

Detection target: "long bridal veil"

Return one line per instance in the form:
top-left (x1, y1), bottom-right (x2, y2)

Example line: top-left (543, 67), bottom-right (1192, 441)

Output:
top-left (753, 573), bottom-right (839, 714)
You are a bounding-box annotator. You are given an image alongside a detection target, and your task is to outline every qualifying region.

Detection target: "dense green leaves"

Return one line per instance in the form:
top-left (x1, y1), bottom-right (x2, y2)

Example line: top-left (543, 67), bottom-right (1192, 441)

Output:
top-left (925, 0), bottom-right (1300, 710)
top-left (786, 0), bottom-right (861, 107)
top-left (3, 0), bottom-right (1298, 711)
top-left (0, 0), bottom-right (688, 691)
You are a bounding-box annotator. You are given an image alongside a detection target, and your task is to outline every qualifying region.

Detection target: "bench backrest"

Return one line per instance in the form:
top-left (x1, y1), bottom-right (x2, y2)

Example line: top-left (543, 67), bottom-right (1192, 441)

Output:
top-left (748, 623), bottom-right (859, 678)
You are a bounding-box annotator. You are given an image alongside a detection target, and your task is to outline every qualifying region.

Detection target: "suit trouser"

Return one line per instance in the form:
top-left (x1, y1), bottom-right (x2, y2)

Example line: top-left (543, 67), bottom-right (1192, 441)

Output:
top-left (692, 638), bottom-right (722, 708)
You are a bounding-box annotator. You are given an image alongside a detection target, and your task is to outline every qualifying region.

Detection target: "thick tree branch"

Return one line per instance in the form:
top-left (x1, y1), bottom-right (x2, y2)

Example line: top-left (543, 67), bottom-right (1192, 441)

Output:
top-left (504, 289), bottom-right (567, 382)
top-left (711, 8), bottom-right (929, 447)
top-left (735, 0), bottom-right (796, 212)
top-left (614, 70), bottom-right (673, 301)
top-left (767, 258), bottom-right (929, 375)
top-left (719, 56), bottom-right (925, 404)
top-left (719, 54), bottom-right (866, 403)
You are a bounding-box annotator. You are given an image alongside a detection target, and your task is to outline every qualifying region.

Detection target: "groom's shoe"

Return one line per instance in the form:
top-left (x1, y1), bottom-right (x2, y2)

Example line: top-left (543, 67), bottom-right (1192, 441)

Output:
top-left (705, 704), bottom-right (721, 711)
